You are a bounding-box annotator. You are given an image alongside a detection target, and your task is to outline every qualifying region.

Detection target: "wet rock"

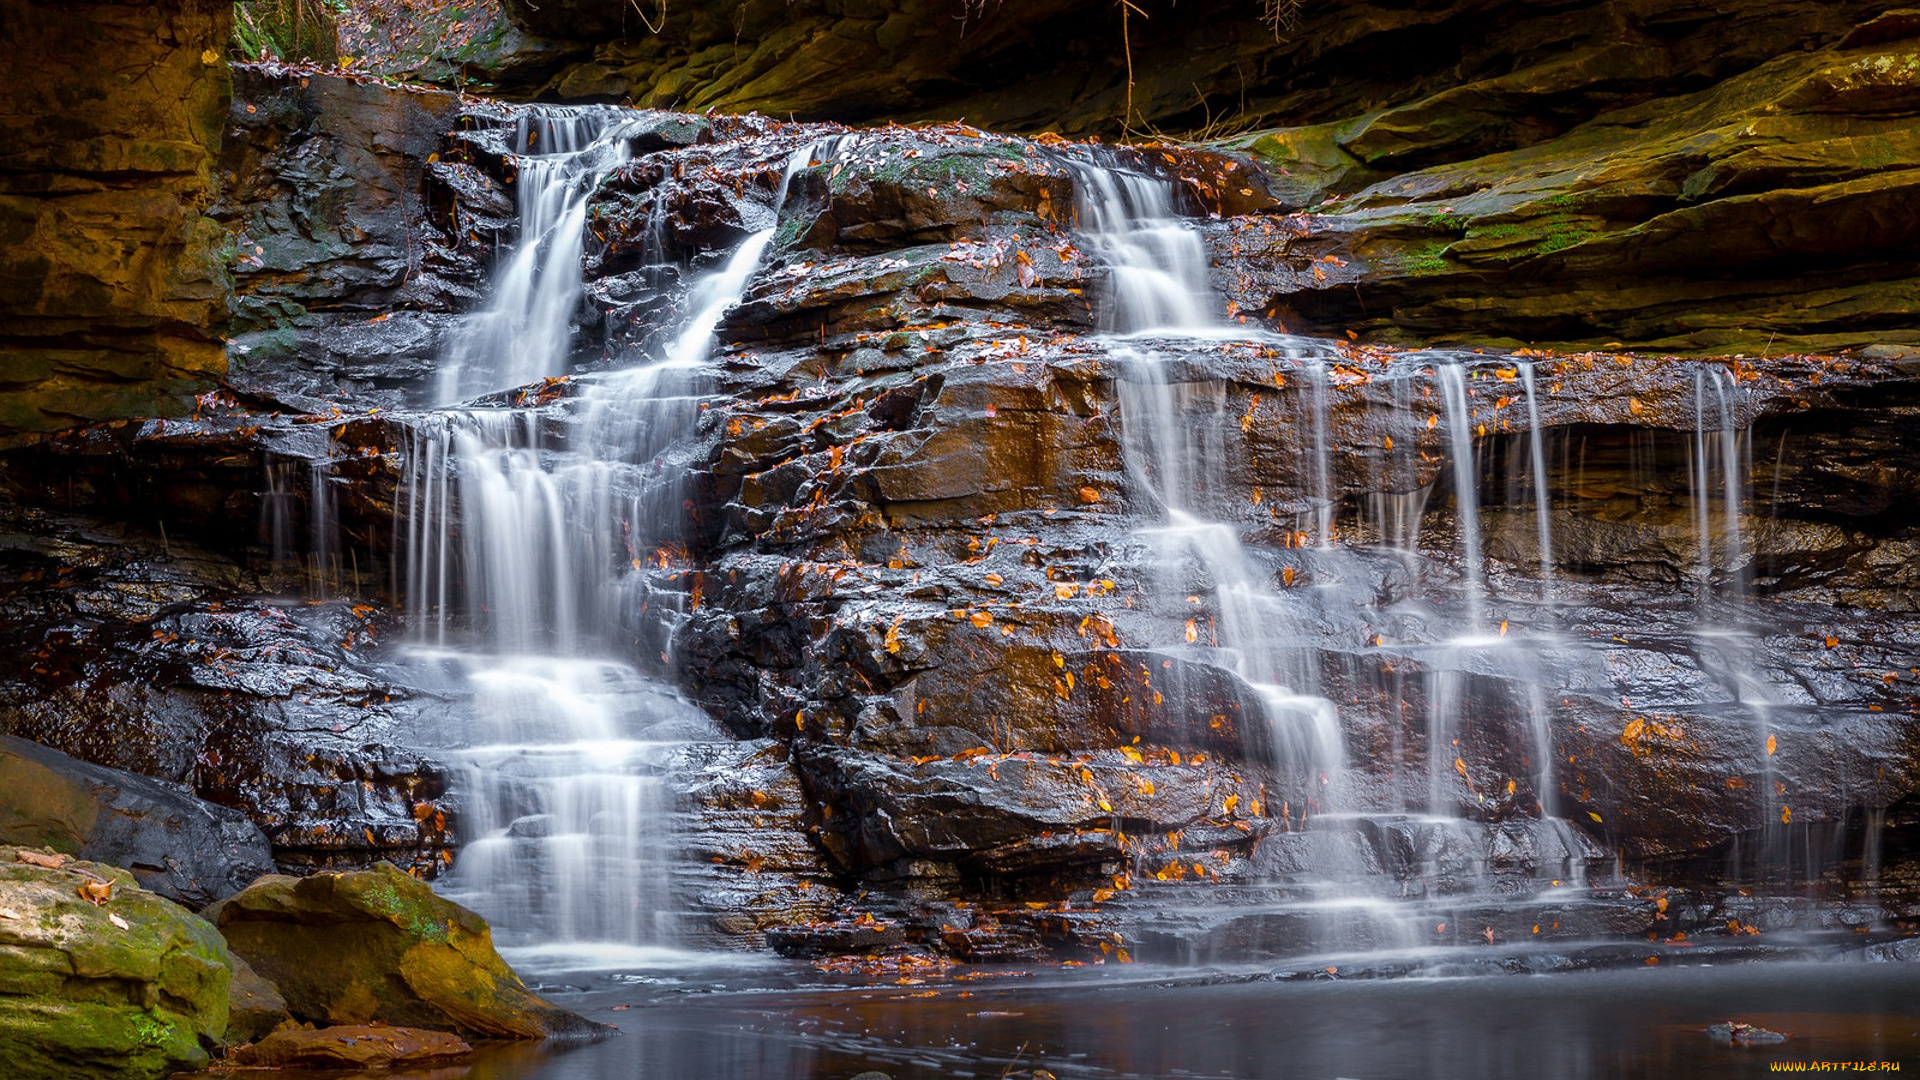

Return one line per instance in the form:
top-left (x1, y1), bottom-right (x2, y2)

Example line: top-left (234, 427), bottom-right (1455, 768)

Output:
top-left (215, 67), bottom-right (473, 407)
top-left (0, 505), bottom-right (454, 874)
top-left (766, 917), bottom-right (907, 958)
top-left (0, 845), bottom-right (232, 1080)
top-left (225, 951), bottom-right (291, 1045)
top-left (1707, 1021), bottom-right (1789, 1045)
top-left (212, 862), bottom-right (610, 1040)
top-left (232, 1023), bottom-right (471, 1066)
top-left (675, 740), bottom-right (838, 945)
top-left (0, 734), bottom-right (275, 908)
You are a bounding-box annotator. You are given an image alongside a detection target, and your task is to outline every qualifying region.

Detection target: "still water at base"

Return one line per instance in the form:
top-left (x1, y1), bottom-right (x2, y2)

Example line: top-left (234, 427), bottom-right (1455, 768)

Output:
top-left (198, 960), bottom-right (1920, 1080)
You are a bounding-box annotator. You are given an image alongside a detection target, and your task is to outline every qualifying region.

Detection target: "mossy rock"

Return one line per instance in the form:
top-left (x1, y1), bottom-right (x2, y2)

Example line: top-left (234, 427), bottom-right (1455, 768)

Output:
top-left (212, 863), bottom-right (607, 1040)
top-left (0, 846), bottom-right (232, 1080)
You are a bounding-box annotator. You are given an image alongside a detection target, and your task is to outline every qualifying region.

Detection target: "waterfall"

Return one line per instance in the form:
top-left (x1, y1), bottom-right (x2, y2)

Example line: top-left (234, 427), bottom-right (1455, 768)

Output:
top-left (1434, 363), bottom-right (1488, 630)
top-left (1073, 158), bottom-right (1627, 962)
top-left (435, 108), bottom-right (643, 405)
top-left (1081, 159), bottom-right (1344, 805)
top-left (1684, 368), bottom-right (1796, 875)
top-left (1518, 362), bottom-right (1556, 602)
top-left (403, 119), bottom-right (857, 962)
top-left (1066, 160), bottom-right (1216, 334)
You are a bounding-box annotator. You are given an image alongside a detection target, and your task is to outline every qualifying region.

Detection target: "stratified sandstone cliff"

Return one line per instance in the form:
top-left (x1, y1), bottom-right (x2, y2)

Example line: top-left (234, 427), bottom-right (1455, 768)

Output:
top-left (0, 0), bottom-right (232, 434)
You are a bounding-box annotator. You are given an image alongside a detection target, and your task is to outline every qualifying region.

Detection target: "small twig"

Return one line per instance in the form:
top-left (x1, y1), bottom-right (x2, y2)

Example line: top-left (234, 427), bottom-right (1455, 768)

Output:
top-left (629, 0), bottom-right (666, 33)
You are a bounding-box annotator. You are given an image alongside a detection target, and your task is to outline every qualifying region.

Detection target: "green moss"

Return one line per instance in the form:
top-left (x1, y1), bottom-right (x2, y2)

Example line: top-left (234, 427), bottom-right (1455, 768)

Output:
top-left (1462, 208), bottom-right (1602, 261)
top-left (834, 143), bottom-right (1026, 195)
top-left (1402, 247), bottom-right (1454, 276)
top-left (1858, 134), bottom-right (1900, 170)
top-left (773, 212), bottom-right (810, 251)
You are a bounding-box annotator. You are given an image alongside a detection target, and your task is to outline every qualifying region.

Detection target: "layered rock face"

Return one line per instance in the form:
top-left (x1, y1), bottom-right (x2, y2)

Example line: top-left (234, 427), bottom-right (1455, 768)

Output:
top-left (0, 499), bottom-right (456, 876)
top-left (214, 66), bottom-right (476, 408)
top-left (478, 0), bottom-right (1920, 355)
top-left (105, 80), bottom-right (1908, 961)
top-left (0, 0), bottom-right (231, 434)
top-left (4, 36), bottom-right (1920, 971)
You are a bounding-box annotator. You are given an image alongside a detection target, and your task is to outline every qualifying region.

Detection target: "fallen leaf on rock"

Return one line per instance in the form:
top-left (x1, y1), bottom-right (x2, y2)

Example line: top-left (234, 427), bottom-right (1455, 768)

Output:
top-left (1015, 250), bottom-right (1038, 288)
top-left (15, 851), bottom-right (65, 870)
top-left (108, 913), bottom-right (129, 930)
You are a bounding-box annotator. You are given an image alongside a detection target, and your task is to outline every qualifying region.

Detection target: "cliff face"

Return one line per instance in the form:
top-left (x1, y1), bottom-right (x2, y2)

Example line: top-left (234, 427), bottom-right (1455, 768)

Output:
top-left (10, 77), bottom-right (1908, 962)
top-left (0, 0), bottom-right (232, 435)
top-left (480, 0), bottom-right (1920, 354)
top-left (2, 4), bottom-right (1919, 965)
top-left (488, 0), bottom-right (1897, 136)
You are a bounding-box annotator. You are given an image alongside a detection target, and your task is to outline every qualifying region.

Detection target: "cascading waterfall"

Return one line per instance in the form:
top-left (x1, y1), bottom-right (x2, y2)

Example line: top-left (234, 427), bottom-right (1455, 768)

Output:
top-left (1434, 363), bottom-right (1489, 630)
top-left (435, 108), bottom-right (644, 405)
top-left (1518, 362), bottom-right (1557, 602)
top-left (1686, 368), bottom-right (1794, 877)
top-left (403, 120), bottom-right (858, 962)
top-left (1081, 159), bottom-right (1345, 805)
top-left (1067, 161), bottom-right (1216, 335)
top-left (1077, 159), bottom-right (1619, 962)
top-left (1112, 356), bottom-right (1348, 789)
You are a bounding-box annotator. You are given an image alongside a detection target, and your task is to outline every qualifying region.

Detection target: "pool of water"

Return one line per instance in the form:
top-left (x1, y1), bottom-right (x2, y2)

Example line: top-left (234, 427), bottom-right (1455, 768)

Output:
top-left (209, 959), bottom-right (1920, 1079)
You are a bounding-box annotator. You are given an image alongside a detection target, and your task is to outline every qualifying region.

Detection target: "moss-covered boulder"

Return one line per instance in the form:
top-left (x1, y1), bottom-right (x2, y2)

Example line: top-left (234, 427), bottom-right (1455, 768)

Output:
top-left (211, 863), bottom-right (607, 1040)
top-left (0, 846), bottom-right (231, 1080)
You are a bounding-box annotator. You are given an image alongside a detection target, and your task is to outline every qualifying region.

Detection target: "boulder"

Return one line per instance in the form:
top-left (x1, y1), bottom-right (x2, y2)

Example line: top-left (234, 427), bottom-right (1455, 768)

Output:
top-left (224, 951), bottom-right (290, 1045)
top-left (0, 734), bottom-right (275, 908)
top-left (0, 845), bottom-right (231, 1080)
top-left (212, 862), bottom-right (609, 1040)
top-left (232, 1024), bottom-right (470, 1067)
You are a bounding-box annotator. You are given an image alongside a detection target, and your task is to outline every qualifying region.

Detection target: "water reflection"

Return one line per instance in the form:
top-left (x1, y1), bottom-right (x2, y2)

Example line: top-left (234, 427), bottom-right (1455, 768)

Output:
top-left (211, 961), bottom-right (1915, 1080)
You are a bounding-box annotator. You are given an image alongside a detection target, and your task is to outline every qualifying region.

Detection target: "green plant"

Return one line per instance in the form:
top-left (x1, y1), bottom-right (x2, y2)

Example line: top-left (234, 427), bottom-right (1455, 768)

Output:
top-left (232, 0), bottom-right (341, 64)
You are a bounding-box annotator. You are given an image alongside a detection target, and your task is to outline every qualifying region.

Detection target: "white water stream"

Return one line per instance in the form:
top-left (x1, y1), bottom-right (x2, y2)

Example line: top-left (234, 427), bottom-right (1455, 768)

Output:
top-left (1075, 159), bottom-right (1347, 808)
top-left (404, 121), bottom-right (855, 959)
top-left (386, 111), bottom-right (1828, 968)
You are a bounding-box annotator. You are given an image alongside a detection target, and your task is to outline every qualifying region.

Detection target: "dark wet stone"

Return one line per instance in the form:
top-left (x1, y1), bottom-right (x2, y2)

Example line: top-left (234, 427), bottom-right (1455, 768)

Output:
top-left (0, 504), bottom-right (453, 875)
top-left (0, 735), bottom-right (275, 908)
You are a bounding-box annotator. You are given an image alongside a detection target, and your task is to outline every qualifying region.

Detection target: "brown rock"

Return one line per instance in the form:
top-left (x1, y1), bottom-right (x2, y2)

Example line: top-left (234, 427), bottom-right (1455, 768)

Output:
top-left (232, 1024), bottom-right (470, 1067)
top-left (225, 951), bottom-right (292, 1046)
top-left (0, 0), bottom-right (231, 434)
top-left (213, 862), bottom-right (609, 1040)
